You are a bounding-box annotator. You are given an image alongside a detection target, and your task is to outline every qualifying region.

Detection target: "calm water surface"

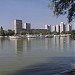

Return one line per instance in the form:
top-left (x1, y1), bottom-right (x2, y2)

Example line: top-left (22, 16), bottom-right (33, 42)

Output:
top-left (0, 37), bottom-right (75, 75)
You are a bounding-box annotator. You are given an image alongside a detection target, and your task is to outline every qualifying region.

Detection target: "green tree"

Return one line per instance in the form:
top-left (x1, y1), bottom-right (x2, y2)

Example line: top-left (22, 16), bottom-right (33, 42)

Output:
top-left (61, 31), bottom-right (66, 34)
top-left (49, 0), bottom-right (75, 22)
top-left (7, 29), bottom-right (14, 36)
top-left (0, 26), bottom-right (5, 36)
top-left (32, 30), bottom-right (40, 34)
top-left (70, 30), bottom-right (75, 39)
top-left (20, 31), bottom-right (27, 35)
top-left (71, 30), bottom-right (75, 36)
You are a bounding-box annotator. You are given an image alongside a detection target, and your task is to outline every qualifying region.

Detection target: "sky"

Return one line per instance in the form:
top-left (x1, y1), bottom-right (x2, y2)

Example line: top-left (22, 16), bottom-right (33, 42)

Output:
top-left (0, 0), bottom-right (70, 30)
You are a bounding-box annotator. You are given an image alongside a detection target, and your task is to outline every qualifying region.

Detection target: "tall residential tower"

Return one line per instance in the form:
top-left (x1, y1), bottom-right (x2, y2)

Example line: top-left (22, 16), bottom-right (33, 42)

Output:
top-left (24, 23), bottom-right (31, 31)
top-left (60, 22), bottom-right (65, 33)
top-left (14, 19), bottom-right (22, 34)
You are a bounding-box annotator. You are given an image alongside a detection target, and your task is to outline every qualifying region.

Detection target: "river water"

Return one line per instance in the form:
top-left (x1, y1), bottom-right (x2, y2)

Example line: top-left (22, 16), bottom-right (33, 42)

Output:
top-left (0, 36), bottom-right (75, 75)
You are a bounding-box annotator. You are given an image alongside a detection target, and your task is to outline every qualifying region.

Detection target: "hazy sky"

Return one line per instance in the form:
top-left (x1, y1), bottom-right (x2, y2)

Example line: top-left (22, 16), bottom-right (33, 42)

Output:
top-left (0, 0), bottom-right (69, 29)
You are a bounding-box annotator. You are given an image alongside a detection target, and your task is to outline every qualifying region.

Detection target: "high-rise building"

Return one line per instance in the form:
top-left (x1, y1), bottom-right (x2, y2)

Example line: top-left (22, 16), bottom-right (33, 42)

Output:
top-left (66, 23), bottom-right (72, 31)
top-left (14, 19), bottom-right (22, 34)
top-left (56, 25), bottom-right (60, 33)
top-left (24, 23), bottom-right (31, 31)
top-left (51, 25), bottom-right (56, 32)
top-left (45, 24), bottom-right (51, 31)
top-left (45, 24), bottom-right (49, 30)
top-left (49, 25), bottom-right (51, 32)
top-left (60, 22), bottom-right (65, 33)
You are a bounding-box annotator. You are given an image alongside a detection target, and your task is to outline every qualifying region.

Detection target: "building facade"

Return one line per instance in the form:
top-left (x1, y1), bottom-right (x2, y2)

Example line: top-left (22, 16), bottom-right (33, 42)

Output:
top-left (24, 23), bottom-right (31, 31)
top-left (14, 19), bottom-right (22, 34)
top-left (51, 25), bottom-right (56, 32)
top-left (66, 23), bottom-right (72, 31)
top-left (56, 25), bottom-right (60, 33)
top-left (60, 22), bottom-right (65, 33)
top-left (45, 24), bottom-right (49, 30)
top-left (44, 22), bottom-right (72, 33)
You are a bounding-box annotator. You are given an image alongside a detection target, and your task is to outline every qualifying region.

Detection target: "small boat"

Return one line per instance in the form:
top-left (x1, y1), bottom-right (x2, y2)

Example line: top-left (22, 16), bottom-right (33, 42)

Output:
top-left (26, 34), bottom-right (36, 38)
top-left (45, 35), bottom-right (54, 38)
top-left (54, 35), bottom-right (60, 37)
top-left (60, 34), bottom-right (67, 37)
top-left (39, 33), bottom-right (45, 38)
top-left (9, 36), bottom-right (21, 39)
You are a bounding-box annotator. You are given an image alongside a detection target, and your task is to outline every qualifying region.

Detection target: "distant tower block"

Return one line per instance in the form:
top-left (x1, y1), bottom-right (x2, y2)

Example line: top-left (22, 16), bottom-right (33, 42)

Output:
top-left (51, 25), bottom-right (56, 32)
top-left (14, 19), bottom-right (22, 34)
top-left (24, 23), bottom-right (31, 31)
top-left (66, 23), bottom-right (72, 31)
top-left (56, 25), bottom-right (60, 33)
top-left (45, 24), bottom-right (49, 30)
top-left (45, 24), bottom-right (51, 31)
top-left (60, 22), bottom-right (65, 33)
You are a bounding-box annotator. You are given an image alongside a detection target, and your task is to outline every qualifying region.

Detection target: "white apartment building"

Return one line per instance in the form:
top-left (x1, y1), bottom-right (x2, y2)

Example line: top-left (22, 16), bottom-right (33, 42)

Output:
top-left (45, 24), bottom-right (51, 31)
top-left (56, 25), bottom-right (60, 33)
top-left (60, 22), bottom-right (65, 33)
top-left (66, 23), bottom-right (72, 31)
top-left (45, 24), bottom-right (49, 30)
top-left (24, 23), bottom-right (31, 31)
top-left (14, 19), bottom-right (22, 34)
top-left (51, 25), bottom-right (56, 32)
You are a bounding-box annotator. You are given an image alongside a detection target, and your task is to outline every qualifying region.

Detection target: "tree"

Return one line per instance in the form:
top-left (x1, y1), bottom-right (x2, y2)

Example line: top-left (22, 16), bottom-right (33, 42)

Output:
top-left (7, 29), bottom-right (14, 36)
top-left (70, 30), bottom-right (75, 39)
top-left (71, 30), bottom-right (75, 36)
top-left (0, 26), bottom-right (5, 36)
top-left (61, 31), bottom-right (66, 34)
top-left (20, 31), bottom-right (27, 35)
top-left (49, 0), bottom-right (75, 22)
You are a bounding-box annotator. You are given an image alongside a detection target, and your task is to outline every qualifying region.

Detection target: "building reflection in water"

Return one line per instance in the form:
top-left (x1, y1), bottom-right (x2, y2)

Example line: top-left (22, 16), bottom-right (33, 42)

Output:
top-left (45, 36), bottom-right (71, 53)
top-left (14, 39), bottom-right (23, 54)
top-left (0, 37), bottom-right (11, 51)
top-left (45, 38), bottom-right (50, 50)
top-left (14, 36), bottom-right (72, 55)
top-left (66, 36), bottom-right (71, 51)
top-left (26, 39), bottom-right (31, 52)
top-left (23, 38), bottom-right (31, 53)
top-left (0, 37), bottom-right (5, 50)
top-left (59, 37), bottom-right (66, 52)
top-left (54, 37), bottom-right (60, 51)
top-left (0, 38), bottom-right (4, 50)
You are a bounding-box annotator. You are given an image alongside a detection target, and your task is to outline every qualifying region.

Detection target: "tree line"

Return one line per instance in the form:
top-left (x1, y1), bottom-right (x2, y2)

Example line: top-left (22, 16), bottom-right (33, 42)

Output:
top-left (0, 26), bottom-right (14, 36)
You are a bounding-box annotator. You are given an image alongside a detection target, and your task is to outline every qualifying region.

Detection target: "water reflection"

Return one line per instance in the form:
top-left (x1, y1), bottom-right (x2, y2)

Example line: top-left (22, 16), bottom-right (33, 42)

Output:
top-left (14, 38), bottom-right (32, 54)
top-left (14, 39), bottom-right (23, 54)
top-left (15, 37), bottom-right (74, 57)
top-left (13, 36), bottom-right (73, 55)
top-left (0, 37), bottom-right (6, 50)
top-left (45, 38), bottom-right (50, 50)
top-left (0, 36), bottom-right (73, 57)
top-left (0, 37), bottom-right (75, 75)
top-left (44, 37), bottom-right (72, 52)
top-left (26, 39), bottom-right (31, 52)
top-left (0, 37), bottom-right (10, 50)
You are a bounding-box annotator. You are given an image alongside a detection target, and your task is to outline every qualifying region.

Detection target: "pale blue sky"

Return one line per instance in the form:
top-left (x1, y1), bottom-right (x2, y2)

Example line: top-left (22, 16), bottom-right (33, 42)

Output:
top-left (0, 0), bottom-right (68, 29)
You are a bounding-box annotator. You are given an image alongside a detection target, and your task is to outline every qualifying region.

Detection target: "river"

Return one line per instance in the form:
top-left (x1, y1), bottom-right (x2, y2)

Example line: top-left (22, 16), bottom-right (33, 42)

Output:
top-left (0, 36), bottom-right (75, 75)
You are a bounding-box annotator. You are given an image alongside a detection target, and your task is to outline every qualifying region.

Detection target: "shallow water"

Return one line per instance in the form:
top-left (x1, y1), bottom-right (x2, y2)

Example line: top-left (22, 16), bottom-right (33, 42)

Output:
top-left (0, 37), bottom-right (75, 75)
